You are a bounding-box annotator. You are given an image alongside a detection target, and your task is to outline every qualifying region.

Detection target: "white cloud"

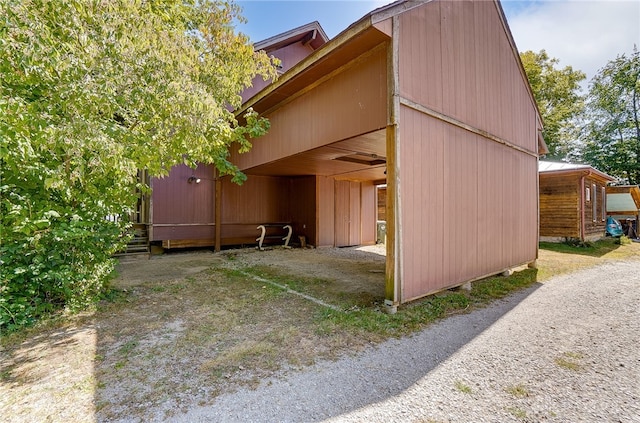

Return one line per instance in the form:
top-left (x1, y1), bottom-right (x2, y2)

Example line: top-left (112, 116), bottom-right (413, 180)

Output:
top-left (505, 0), bottom-right (640, 89)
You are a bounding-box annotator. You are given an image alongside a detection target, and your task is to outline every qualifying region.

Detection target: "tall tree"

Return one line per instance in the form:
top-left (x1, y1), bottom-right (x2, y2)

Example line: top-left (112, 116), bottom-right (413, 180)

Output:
top-left (520, 50), bottom-right (586, 159)
top-left (580, 47), bottom-right (640, 184)
top-left (0, 0), bottom-right (278, 331)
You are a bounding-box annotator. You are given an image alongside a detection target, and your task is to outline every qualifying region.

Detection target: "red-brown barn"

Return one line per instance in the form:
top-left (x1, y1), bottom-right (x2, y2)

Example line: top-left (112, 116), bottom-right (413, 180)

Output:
top-left (145, 0), bottom-right (547, 307)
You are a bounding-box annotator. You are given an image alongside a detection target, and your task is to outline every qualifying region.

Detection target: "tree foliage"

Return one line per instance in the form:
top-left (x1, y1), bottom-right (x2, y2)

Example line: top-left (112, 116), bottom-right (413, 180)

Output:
top-left (0, 0), bottom-right (278, 332)
top-left (520, 50), bottom-right (586, 159)
top-left (580, 47), bottom-right (640, 184)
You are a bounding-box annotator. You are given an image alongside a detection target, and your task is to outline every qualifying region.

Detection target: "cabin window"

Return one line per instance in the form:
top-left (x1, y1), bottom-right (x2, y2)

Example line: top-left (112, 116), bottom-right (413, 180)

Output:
top-left (592, 183), bottom-right (597, 222)
top-left (585, 187), bottom-right (591, 202)
top-left (601, 187), bottom-right (606, 221)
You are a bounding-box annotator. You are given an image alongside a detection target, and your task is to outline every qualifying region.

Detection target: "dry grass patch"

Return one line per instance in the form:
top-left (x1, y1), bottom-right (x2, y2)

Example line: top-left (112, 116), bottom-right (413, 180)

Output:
top-left (505, 383), bottom-right (530, 398)
top-left (554, 351), bottom-right (584, 371)
top-left (537, 238), bottom-right (640, 280)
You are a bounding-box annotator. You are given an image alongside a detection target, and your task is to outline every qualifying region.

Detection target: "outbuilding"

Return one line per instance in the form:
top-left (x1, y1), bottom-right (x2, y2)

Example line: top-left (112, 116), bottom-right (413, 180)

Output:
top-left (146, 0), bottom-right (547, 307)
top-left (539, 161), bottom-right (615, 242)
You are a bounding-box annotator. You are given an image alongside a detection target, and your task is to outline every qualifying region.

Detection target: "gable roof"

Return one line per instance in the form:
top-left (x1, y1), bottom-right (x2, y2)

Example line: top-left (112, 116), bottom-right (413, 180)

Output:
top-left (253, 21), bottom-right (329, 53)
top-left (539, 161), bottom-right (615, 181)
top-left (238, 0), bottom-right (543, 151)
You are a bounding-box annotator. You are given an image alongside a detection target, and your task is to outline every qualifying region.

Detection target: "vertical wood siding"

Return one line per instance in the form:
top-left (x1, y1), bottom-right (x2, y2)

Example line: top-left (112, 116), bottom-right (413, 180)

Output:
top-left (316, 176), bottom-right (336, 247)
top-left (398, 101), bottom-right (538, 301)
top-left (241, 42), bottom-right (315, 103)
top-left (150, 164), bottom-right (215, 241)
top-left (397, 0), bottom-right (538, 154)
top-left (392, 0), bottom-right (540, 301)
top-left (361, 182), bottom-right (377, 245)
top-left (231, 48), bottom-right (388, 171)
top-left (220, 175), bottom-right (290, 224)
top-left (335, 180), bottom-right (351, 246)
top-left (349, 181), bottom-right (362, 245)
top-left (289, 176), bottom-right (318, 246)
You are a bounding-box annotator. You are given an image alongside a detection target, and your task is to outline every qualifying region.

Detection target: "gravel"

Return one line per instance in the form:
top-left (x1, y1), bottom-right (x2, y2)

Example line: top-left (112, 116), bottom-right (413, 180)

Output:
top-left (162, 259), bottom-right (640, 423)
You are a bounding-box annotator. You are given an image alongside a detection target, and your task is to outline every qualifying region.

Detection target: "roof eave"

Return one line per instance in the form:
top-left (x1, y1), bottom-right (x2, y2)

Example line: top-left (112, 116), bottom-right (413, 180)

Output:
top-left (237, 17), bottom-right (373, 118)
top-left (540, 167), bottom-right (616, 182)
top-left (253, 21), bottom-right (329, 52)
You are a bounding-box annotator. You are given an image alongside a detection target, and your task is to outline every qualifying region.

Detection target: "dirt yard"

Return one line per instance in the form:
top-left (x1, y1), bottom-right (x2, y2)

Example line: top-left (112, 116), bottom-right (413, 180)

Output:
top-left (0, 245), bottom-right (388, 423)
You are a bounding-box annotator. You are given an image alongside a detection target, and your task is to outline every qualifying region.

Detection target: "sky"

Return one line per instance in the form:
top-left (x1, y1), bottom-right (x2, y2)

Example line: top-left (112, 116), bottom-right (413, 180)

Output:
top-left (236, 0), bottom-right (640, 92)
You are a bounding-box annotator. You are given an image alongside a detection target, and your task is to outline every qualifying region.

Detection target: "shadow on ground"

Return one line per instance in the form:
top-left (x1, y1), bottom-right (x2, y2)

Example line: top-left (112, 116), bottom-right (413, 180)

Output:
top-left (92, 246), bottom-right (540, 422)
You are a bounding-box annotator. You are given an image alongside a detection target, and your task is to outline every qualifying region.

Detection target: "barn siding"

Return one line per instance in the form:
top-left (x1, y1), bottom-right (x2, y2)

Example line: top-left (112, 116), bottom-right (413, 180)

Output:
top-left (241, 41), bottom-right (316, 103)
top-left (231, 47), bottom-right (388, 171)
top-left (394, 0), bottom-right (539, 302)
top-left (150, 164), bottom-right (215, 241)
top-left (316, 176), bottom-right (336, 247)
top-left (397, 0), bottom-right (538, 153)
top-left (398, 108), bottom-right (538, 301)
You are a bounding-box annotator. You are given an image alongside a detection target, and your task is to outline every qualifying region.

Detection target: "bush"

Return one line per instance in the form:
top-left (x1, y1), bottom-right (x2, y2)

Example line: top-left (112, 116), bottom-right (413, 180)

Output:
top-left (0, 189), bottom-right (128, 333)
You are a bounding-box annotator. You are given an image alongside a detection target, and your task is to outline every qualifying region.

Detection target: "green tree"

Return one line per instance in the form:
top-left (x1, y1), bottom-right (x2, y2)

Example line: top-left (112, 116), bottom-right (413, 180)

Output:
top-left (0, 0), bottom-right (278, 332)
top-left (520, 50), bottom-right (586, 159)
top-left (580, 47), bottom-right (640, 184)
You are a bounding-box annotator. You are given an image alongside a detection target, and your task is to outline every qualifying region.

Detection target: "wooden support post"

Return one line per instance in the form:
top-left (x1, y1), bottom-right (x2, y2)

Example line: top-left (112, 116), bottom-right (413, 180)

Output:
top-left (385, 16), bottom-right (401, 310)
top-left (214, 176), bottom-right (221, 253)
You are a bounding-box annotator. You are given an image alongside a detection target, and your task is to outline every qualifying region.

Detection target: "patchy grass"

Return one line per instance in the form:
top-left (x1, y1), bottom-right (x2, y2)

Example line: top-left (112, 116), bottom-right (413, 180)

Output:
top-left (315, 268), bottom-right (538, 340)
top-left (505, 383), bottom-right (530, 398)
top-left (454, 380), bottom-right (473, 394)
top-left (506, 406), bottom-right (528, 420)
top-left (554, 351), bottom-right (584, 371)
top-left (537, 238), bottom-right (640, 281)
top-left (540, 237), bottom-right (621, 257)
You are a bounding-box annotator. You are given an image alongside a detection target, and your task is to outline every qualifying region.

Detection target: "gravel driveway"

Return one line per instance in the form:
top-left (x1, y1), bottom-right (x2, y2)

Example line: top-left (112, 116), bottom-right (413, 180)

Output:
top-left (162, 260), bottom-right (640, 423)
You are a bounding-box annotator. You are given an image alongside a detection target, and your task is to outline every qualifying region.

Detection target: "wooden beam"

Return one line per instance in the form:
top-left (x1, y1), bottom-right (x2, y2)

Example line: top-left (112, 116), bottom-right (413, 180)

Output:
top-left (215, 176), bottom-right (222, 252)
top-left (399, 97), bottom-right (539, 158)
top-left (385, 16), bottom-right (401, 310)
top-left (163, 239), bottom-right (215, 249)
top-left (385, 123), bottom-right (397, 308)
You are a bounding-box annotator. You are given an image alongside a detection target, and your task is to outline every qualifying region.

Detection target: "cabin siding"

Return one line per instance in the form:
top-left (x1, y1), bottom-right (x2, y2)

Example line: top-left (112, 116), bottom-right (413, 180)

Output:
top-left (583, 176), bottom-right (608, 238)
top-left (361, 182), bottom-right (377, 245)
top-left (377, 186), bottom-right (387, 221)
top-left (539, 175), bottom-right (581, 239)
top-left (539, 171), bottom-right (611, 241)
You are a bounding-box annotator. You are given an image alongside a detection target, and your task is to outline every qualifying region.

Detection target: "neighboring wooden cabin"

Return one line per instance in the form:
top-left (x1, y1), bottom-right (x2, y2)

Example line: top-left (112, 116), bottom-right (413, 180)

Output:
top-left (539, 161), bottom-right (615, 242)
top-left (148, 0), bottom-right (547, 306)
